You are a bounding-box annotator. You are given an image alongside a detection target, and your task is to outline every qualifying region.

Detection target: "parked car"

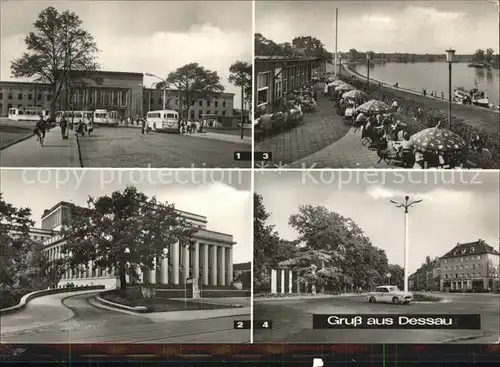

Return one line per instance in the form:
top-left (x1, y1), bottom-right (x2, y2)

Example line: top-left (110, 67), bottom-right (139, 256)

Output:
top-left (366, 285), bottom-right (413, 304)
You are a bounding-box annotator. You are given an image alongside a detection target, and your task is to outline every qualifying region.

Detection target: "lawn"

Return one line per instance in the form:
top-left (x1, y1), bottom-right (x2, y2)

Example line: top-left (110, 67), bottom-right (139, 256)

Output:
top-left (102, 289), bottom-right (239, 313)
top-left (0, 123), bottom-right (35, 149)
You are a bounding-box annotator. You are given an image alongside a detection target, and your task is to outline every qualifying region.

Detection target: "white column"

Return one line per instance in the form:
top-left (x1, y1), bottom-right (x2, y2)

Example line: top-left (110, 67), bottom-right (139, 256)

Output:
top-left (271, 269), bottom-right (277, 293)
top-left (87, 260), bottom-right (92, 278)
top-left (149, 257), bottom-right (156, 284)
top-left (202, 243), bottom-right (209, 285)
top-left (160, 256), bottom-right (169, 284)
top-left (280, 269), bottom-right (285, 294)
top-left (288, 270), bottom-right (293, 294)
top-left (219, 246), bottom-right (226, 286)
top-left (136, 265), bottom-right (143, 283)
top-left (193, 241), bottom-right (200, 280)
top-left (182, 243), bottom-right (189, 284)
top-left (172, 241), bottom-right (179, 284)
top-left (211, 245), bottom-right (218, 285)
top-left (226, 247), bottom-right (233, 285)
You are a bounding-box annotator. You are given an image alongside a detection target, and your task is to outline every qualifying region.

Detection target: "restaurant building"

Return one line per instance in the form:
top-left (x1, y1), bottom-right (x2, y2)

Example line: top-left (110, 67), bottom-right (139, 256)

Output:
top-left (38, 201), bottom-right (236, 289)
top-left (254, 56), bottom-right (321, 112)
top-left (0, 70), bottom-right (234, 120)
top-left (440, 239), bottom-right (500, 292)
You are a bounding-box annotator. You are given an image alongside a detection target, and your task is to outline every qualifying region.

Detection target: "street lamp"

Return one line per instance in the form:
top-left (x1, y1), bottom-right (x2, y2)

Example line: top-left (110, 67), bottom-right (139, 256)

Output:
top-left (145, 73), bottom-right (166, 110)
top-left (366, 52), bottom-right (372, 93)
top-left (390, 196), bottom-right (423, 294)
top-left (445, 48), bottom-right (456, 130)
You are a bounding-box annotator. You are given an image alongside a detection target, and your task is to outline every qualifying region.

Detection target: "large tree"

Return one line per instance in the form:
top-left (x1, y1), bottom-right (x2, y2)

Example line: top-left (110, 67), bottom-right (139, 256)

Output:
top-left (0, 194), bottom-right (50, 308)
top-left (156, 63), bottom-right (224, 121)
top-left (10, 6), bottom-right (100, 116)
top-left (228, 60), bottom-right (252, 139)
top-left (60, 186), bottom-right (196, 291)
top-left (292, 36), bottom-right (332, 61)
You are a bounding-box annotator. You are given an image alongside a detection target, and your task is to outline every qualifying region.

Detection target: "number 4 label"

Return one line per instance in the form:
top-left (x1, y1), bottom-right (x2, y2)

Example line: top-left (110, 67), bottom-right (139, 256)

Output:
top-left (312, 358), bottom-right (324, 367)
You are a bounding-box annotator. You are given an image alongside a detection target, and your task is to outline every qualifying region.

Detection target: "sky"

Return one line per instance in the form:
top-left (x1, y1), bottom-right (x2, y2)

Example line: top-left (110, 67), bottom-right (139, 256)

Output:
top-left (0, 1), bottom-right (252, 107)
top-left (256, 1), bottom-right (499, 54)
top-left (255, 170), bottom-right (499, 273)
top-left (0, 169), bottom-right (252, 264)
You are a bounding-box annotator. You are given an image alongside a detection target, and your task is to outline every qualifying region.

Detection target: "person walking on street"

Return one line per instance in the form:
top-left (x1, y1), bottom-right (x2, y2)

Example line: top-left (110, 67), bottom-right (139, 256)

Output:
top-left (141, 117), bottom-right (148, 134)
top-left (87, 120), bottom-right (94, 136)
top-left (60, 117), bottom-right (68, 139)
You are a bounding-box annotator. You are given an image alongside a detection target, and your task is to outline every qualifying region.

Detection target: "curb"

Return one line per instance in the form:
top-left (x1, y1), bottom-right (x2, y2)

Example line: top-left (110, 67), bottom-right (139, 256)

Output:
top-left (171, 298), bottom-right (245, 308)
top-left (0, 133), bottom-right (35, 150)
top-left (95, 294), bottom-right (148, 313)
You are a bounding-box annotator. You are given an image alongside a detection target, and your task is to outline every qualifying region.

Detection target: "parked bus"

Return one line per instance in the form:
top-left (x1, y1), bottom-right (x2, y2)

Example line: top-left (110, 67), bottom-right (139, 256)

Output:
top-left (146, 110), bottom-right (179, 133)
top-left (8, 107), bottom-right (50, 121)
top-left (93, 109), bottom-right (119, 126)
top-left (55, 111), bottom-right (92, 125)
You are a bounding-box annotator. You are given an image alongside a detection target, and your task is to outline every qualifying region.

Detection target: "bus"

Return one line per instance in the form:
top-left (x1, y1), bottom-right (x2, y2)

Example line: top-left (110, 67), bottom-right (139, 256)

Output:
top-left (8, 107), bottom-right (50, 121)
top-left (146, 110), bottom-right (179, 133)
top-left (93, 109), bottom-right (119, 126)
top-left (55, 111), bottom-right (92, 125)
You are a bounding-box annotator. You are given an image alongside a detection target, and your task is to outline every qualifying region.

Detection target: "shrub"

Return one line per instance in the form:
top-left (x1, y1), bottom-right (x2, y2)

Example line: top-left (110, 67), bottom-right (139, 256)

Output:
top-left (412, 293), bottom-right (443, 302)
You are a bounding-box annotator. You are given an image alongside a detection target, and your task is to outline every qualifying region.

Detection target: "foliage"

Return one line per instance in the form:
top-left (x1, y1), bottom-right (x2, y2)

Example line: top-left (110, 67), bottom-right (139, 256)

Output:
top-left (156, 63), bottom-right (224, 119)
top-left (60, 186), bottom-right (196, 291)
top-left (10, 6), bottom-right (100, 116)
top-left (255, 34), bottom-right (332, 61)
top-left (412, 293), bottom-right (443, 302)
top-left (0, 194), bottom-right (51, 308)
top-left (228, 61), bottom-right (252, 104)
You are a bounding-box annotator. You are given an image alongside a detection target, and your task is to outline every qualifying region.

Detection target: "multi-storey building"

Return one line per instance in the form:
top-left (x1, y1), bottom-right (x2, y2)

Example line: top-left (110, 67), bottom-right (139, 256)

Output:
top-left (409, 259), bottom-right (440, 291)
top-left (440, 239), bottom-right (500, 292)
top-left (38, 201), bottom-right (237, 289)
top-left (0, 70), bottom-right (234, 120)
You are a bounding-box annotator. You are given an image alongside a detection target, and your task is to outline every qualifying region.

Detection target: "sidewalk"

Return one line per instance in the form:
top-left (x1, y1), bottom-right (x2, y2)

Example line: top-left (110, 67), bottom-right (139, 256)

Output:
top-left (254, 293), bottom-right (360, 303)
top-left (0, 126), bottom-right (81, 167)
top-left (170, 297), bottom-right (250, 307)
top-left (190, 131), bottom-right (252, 144)
top-left (143, 306), bottom-right (251, 323)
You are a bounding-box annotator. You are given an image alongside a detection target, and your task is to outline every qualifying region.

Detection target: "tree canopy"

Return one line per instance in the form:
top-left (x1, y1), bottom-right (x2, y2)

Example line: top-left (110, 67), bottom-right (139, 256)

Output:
top-left (255, 33), bottom-right (332, 61)
top-left (60, 186), bottom-right (196, 290)
top-left (228, 60), bottom-right (252, 105)
top-left (10, 6), bottom-right (100, 115)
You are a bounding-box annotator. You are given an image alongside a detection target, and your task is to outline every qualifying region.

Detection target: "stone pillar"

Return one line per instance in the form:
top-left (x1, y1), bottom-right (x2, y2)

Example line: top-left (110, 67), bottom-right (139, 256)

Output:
top-left (149, 257), bottom-right (156, 284)
top-left (219, 246), bottom-right (226, 286)
top-left (87, 260), bottom-right (92, 278)
top-left (226, 247), bottom-right (233, 285)
top-left (281, 269), bottom-right (285, 294)
top-left (160, 256), bottom-right (169, 284)
top-left (202, 243), bottom-right (209, 285)
top-left (271, 269), bottom-right (277, 294)
top-left (172, 241), bottom-right (179, 285)
top-left (181, 243), bottom-right (189, 284)
top-left (193, 241), bottom-right (200, 280)
top-left (211, 245), bottom-right (218, 285)
top-left (288, 270), bottom-right (293, 294)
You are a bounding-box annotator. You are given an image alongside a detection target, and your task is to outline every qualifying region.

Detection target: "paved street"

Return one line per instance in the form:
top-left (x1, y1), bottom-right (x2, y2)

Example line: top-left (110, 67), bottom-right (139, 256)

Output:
top-left (1, 292), bottom-right (251, 343)
top-left (77, 127), bottom-right (251, 168)
top-left (253, 294), bottom-right (499, 344)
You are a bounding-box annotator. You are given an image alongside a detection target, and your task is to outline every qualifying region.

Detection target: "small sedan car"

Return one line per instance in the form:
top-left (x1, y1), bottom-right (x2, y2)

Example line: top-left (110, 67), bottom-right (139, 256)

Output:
top-left (366, 285), bottom-right (413, 304)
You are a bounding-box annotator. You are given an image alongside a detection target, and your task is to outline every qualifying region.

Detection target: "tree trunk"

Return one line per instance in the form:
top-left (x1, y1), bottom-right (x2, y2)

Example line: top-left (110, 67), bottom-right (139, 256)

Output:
top-left (119, 260), bottom-right (127, 291)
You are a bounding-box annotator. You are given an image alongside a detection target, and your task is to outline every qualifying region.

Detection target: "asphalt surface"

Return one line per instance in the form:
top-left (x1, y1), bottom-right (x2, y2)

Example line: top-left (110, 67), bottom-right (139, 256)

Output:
top-left (1, 292), bottom-right (250, 343)
top-left (253, 294), bottom-right (500, 344)
top-left (77, 127), bottom-right (251, 168)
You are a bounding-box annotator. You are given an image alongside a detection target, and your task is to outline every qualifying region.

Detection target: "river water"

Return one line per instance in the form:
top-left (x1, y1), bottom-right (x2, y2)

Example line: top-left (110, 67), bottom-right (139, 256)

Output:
top-left (352, 62), bottom-right (500, 106)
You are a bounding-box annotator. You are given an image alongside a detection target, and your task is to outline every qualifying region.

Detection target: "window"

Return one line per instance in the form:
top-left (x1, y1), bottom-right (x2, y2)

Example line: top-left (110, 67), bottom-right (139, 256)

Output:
top-left (0, 92), bottom-right (3, 99)
top-left (190, 111), bottom-right (195, 119)
top-left (215, 101), bottom-right (218, 107)
top-left (222, 111), bottom-right (226, 116)
top-left (222, 101), bottom-right (226, 108)
top-left (199, 100), bottom-right (203, 106)
top-left (8, 93), bottom-right (12, 100)
top-left (207, 100), bottom-right (211, 107)
top-left (37, 92), bottom-right (42, 100)
top-left (7, 103), bottom-right (12, 109)
top-left (198, 110), bottom-right (202, 119)
top-left (47, 94), bottom-right (52, 101)
top-left (28, 93), bottom-right (32, 100)
top-left (18, 93), bottom-right (22, 100)
top-left (158, 98), bottom-right (162, 105)
top-left (258, 72), bottom-right (270, 89)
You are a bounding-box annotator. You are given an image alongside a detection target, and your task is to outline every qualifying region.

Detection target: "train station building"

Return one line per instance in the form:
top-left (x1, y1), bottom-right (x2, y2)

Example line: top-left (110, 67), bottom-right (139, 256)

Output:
top-left (0, 70), bottom-right (234, 120)
top-left (37, 201), bottom-right (237, 289)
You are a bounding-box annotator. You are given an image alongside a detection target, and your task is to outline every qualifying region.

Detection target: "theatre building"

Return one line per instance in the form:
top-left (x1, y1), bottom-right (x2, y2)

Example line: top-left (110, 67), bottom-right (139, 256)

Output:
top-left (39, 201), bottom-right (236, 289)
top-left (254, 56), bottom-right (321, 112)
top-left (440, 239), bottom-right (500, 292)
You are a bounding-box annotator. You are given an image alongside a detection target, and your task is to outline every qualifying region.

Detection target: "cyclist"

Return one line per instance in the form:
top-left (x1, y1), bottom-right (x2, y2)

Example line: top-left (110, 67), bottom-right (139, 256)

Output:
top-left (34, 116), bottom-right (47, 146)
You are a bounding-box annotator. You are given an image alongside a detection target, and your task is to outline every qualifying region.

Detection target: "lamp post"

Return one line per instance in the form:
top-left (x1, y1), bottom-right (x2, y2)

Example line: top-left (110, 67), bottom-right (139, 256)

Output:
top-left (445, 48), bottom-right (456, 130)
top-left (145, 73), bottom-right (166, 110)
top-left (390, 196), bottom-right (423, 294)
top-left (366, 52), bottom-right (372, 93)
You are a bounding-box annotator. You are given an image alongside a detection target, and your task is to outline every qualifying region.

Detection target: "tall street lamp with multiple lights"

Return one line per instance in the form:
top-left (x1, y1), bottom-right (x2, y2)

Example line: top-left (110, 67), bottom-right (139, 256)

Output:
top-left (366, 52), bottom-right (372, 93)
top-left (390, 196), bottom-right (423, 294)
top-left (445, 48), bottom-right (456, 130)
top-left (145, 73), bottom-right (167, 110)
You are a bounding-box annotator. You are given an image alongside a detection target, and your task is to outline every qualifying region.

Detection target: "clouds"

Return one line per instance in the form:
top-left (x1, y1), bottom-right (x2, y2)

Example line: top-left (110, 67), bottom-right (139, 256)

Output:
top-left (0, 1), bottom-right (252, 107)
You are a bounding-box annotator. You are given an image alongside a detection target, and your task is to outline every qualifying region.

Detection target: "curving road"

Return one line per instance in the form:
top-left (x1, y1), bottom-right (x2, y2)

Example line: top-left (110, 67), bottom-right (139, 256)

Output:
top-left (253, 293), bottom-right (500, 344)
top-left (1, 291), bottom-right (250, 343)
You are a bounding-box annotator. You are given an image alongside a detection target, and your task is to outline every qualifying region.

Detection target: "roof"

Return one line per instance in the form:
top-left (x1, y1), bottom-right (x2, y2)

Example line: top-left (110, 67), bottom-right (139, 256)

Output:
top-left (440, 240), bottom-right (499, 259)
top-left (42, 201), bottom-right (76, 219)
top-left (255, 55), bottom-right (320, 62)
top-left (233, 262), bottom-right (251, 271)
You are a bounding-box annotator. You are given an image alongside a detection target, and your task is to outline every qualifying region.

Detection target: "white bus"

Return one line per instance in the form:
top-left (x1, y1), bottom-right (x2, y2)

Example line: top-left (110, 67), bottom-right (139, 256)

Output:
top-left (93, 109), bottom-right (119, 126)
top-left (55, 111), bottom-right (92, 125)
top-left (8, 107), bottom-right (50, 121)
top-left (146, 110), bottom-right (179, 133)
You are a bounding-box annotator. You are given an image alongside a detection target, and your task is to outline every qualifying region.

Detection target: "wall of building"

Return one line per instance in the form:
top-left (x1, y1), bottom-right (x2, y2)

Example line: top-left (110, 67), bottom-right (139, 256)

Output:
top-left (441, 253), bottom-right (499, 291)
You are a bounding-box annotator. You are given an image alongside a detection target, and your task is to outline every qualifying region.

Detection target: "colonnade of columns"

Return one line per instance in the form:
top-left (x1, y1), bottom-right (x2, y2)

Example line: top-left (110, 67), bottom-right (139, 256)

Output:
top-left (270, 268), bottom-right (307, 294)
top-left (45, 240), bottom-right (234, 286)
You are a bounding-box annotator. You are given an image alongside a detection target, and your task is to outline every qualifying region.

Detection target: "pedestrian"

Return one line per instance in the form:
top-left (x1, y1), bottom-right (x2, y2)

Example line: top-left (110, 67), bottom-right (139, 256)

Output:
top-left (34, 115), bottom-right (47, 146)
top-left (87, 120), bottom-right (94, 136)
top-left (60, 117), bottom-right (68, 139)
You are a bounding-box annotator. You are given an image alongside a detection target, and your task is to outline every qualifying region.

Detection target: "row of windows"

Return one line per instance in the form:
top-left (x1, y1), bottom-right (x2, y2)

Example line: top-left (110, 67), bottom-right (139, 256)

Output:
top-left (0, 92), bottom-right (52, 101)
top-left (443, 255), bottom-right (483, 263)
top-left (443, 263), bottom-right (484, 271)
top-left (150, 98), bottom-right (227, 108)
top-left (444, 273), bottom-right (484, 279)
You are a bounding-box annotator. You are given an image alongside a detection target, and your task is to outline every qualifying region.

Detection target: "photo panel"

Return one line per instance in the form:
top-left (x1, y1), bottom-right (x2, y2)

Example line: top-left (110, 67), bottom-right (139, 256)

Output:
top-left (0, 168), bottom-right (252, 343)
top-left (253, 1), bottom-right (499, 169)
top-left (0, 1), bottom-right (252, 168)
top-left (253, 169), bottom-right (499, 343)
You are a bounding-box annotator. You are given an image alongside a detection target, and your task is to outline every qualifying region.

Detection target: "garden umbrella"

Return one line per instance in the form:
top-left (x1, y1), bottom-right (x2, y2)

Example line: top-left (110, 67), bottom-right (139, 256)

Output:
top-left (410, 123), bottom-right (466, 154)
top-left (335, 84), bottom-right (355, 93)
top-left (342, 90), bottom-right (369, 102)
top-left (356, 100), bottom-right (390, 115)
top-left (330, 80), bottom-right (347, 87)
